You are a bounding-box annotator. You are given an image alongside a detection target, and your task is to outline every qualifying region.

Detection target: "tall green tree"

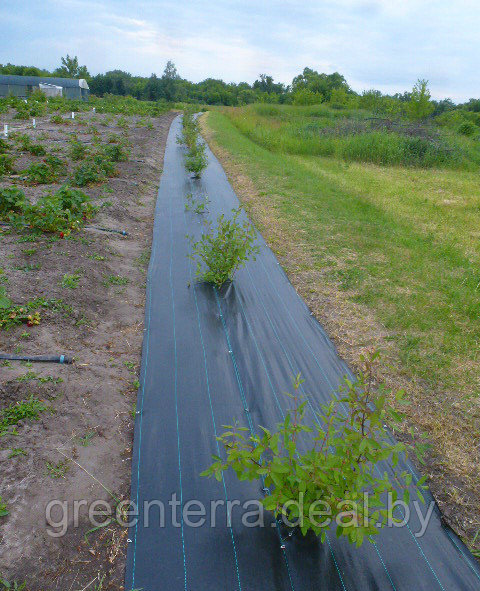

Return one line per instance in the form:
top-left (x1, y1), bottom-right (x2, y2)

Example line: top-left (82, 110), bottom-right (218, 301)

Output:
top-left (407, 79), bottom-right (434, 120)
top-left (54, 54), bottom-right (90, 79)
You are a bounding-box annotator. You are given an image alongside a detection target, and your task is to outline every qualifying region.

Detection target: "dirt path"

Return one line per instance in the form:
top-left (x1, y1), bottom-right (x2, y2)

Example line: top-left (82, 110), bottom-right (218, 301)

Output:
top-left (0, 108), bottom-right (175, 589)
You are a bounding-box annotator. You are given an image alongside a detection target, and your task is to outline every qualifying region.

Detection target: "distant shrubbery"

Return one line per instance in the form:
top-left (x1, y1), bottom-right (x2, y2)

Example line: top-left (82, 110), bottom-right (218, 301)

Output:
top-left (225, 102), bottom-right (480, 169)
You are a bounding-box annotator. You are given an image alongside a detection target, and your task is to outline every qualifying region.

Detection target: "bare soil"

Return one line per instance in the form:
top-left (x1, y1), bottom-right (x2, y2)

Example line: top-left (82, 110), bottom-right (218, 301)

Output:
top-left (0, 108), bottom-right (175, 589)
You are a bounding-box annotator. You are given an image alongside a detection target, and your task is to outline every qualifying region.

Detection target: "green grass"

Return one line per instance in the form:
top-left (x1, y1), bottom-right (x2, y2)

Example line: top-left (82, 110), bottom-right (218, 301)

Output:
top-left (206, 109), bottom-right (480, 396)
top-left (223, 104), bottom-right (480, 170)
top-left (204, 107), bottom-right (480, 549)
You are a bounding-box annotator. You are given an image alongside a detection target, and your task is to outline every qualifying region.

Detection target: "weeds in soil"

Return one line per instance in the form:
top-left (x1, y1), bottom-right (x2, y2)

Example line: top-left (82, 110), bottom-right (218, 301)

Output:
top-left (77, 429), bottom-right (96, 446)
top-left (45, 459), bottom-right (70, 479)
top-left (185, 192), bottom-right (209, 214)
top-left (8, 448), bottom-right (27, 459)
top-left (102, 274), bottom-right (129, 287)
top-left (88, 253), bottom-right (106, 261)
top-left (0, 579), bottom-right (26, 591)
top-left (0, 498), bottom-right (8, 517)
top-left (61, 272), bottom-right (82, 289)
top-left (188, 208), bottom-right (259, 287)
top-left (0, 395), bottom-right (48, 436)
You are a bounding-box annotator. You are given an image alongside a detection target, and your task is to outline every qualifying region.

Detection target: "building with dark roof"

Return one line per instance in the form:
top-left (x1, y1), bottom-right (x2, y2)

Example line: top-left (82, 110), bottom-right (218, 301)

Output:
top-left (0, 74), bottom-right (89, 100)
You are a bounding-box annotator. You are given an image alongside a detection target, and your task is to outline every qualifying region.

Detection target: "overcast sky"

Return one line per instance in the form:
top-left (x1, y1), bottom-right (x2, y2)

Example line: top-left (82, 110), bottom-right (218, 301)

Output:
top-left (2, 0), bottom-right (479, 102)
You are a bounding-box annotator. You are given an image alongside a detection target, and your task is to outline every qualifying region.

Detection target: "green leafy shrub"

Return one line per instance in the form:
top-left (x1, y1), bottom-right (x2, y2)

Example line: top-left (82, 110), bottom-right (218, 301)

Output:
top-left (458, 122), bottom-right (477, 136)
top-left (202, 353), bottom-right (427, 546)
top-left (28, 143), bottom-right (46, 156)
top-left (185, 143), bottom-right (208, 178)
top-left (91, 153), bottom-right (117, 176)
top-left (189, 208), bottom-right (259, 287)
top-left (16, 134), bottom-right (47, 156)
top-left (13, 106), bottom-right (29, 120)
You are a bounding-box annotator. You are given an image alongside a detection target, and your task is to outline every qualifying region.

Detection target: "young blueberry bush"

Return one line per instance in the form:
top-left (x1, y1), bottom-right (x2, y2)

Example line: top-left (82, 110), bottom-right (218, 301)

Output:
top-left (179, 108), bottom-right (209, 178)
top-left (189, 208), bottom-right (259, 287)
top-left (202, 352), bottom-right (428, 546)
top-left (185, 142), bottom-right (208, 179)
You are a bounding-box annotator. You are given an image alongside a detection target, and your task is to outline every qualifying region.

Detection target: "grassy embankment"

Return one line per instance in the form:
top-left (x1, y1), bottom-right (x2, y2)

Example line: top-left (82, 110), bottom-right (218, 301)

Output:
top-left (202, 104), bottom-right (480, 552)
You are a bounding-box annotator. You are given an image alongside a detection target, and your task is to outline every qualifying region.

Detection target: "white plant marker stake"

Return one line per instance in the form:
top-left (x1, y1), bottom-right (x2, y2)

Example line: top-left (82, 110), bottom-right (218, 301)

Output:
top-left (92, 107), bottom-right (96, 113)
top-left (71, 111), bottom-right (75, 119)
top-left (3, 124), bottom-right (8, 138)
top-left (32, 118), bottom-right (36, 129)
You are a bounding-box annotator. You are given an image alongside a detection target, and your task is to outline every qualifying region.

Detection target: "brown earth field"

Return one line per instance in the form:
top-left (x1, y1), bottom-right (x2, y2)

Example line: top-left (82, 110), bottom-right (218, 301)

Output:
top-left (0, 107), bottom-right (176, 589)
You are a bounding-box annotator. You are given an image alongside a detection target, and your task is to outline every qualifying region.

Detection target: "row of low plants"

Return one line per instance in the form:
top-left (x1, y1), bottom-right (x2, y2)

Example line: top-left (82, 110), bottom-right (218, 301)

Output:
top-left (224, 104), bottom-right (480, 169)
top-left (0, 185), bottom-right (96, 234)
top-left (0, 131), bottom-right (128, 186)
top-left (184, 171), bottom-right (427, 547)
top-left (178, 109), bottom-right (208, 178)
top-left (0, 91), bottom-right (171, 119)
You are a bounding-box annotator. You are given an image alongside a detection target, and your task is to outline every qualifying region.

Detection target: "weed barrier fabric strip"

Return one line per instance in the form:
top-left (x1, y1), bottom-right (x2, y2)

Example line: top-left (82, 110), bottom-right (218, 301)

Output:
top-left (126, 115), bottom-right (480, 591)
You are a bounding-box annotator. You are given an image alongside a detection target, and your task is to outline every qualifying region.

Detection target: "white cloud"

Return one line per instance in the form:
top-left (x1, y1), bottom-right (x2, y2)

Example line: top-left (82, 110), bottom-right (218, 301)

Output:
top-left (1, 0), bottom-right (479, 101)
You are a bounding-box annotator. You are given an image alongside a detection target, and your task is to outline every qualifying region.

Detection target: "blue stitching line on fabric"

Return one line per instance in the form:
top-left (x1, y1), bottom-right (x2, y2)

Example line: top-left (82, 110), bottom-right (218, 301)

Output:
top-left (170, 165), bottom-right (188, 591)
top-left (182, 195), bottom-right (243, 591)
top-left (214, 288), bottom-right (296, 591)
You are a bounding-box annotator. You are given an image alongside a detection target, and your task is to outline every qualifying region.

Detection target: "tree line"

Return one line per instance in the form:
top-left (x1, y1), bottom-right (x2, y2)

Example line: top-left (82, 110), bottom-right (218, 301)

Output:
top-left (1, 55), bottom-right (480, 114)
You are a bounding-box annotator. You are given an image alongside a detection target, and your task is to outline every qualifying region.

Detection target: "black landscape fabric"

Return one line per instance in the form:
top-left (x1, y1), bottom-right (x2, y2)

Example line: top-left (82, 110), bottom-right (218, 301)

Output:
top-left (125, 115), bottom-right (480, 591)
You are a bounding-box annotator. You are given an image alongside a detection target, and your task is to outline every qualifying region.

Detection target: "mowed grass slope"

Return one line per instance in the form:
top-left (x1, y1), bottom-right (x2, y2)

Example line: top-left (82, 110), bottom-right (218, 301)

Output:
top-left (202, 106), bottom-right (480, 550)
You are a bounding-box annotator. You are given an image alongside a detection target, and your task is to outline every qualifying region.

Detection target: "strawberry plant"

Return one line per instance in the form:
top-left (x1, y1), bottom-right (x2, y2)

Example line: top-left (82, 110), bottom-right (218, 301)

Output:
top-left (202, 352), bottom-right (428, 546)
top-left (189, 208), bottom-right (259, 287)
top-left (68, 138), bottom-right (88, 161)
top-left (50, 114), bottom-right (64, 124)
top-left (72, 160), bottom-right (106, 186)
top-left (7, 186), bottom-right (96, 234)
top-left (0, 138), bottom-right (10, 154)
top-left (22, 162), bottom-right (58, 185)
top-left (44, 154), bottom-right (66, 174)
top-left (15, 135), bottom-right (46, 156)
top-left (0, 154), bottom-right (15, 177)
top-left (0, 187), bottom-right (27, 216)
top-left (103, 143), bottom-right (128, 162)
top-left (0, 303), bottom-right (41, 330)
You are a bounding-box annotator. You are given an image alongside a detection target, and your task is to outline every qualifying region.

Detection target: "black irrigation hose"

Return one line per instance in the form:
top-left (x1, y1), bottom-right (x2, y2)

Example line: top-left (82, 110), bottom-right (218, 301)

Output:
top-left (0, 222), bottom-right (128, 236)
top-left (84, 226), bottom-right (129, 236)
top-left (0, 353), bottom-right (73, 364)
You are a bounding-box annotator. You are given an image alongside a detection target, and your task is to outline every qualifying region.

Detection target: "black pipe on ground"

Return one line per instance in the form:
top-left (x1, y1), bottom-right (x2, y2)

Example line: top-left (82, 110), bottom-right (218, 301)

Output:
top-left (0, 353), bottom-right (73, 364)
